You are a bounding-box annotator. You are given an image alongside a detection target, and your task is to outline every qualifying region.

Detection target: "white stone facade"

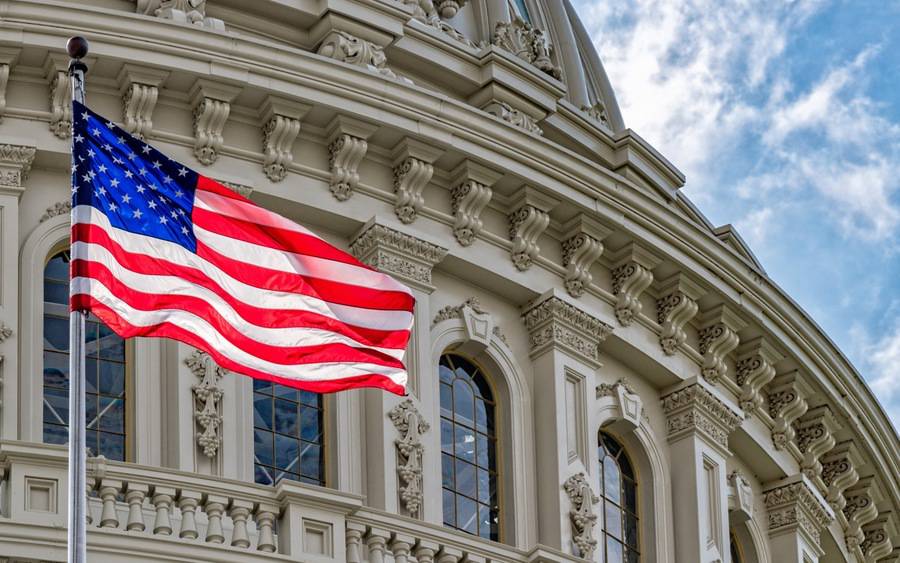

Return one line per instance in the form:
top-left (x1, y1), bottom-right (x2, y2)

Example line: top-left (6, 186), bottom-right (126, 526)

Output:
top-left (0, 1), bottom-right (897, 562)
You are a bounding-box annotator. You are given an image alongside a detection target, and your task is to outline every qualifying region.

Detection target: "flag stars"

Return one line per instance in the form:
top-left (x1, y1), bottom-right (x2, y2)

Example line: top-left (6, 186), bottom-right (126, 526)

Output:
top-left (103, 144), bottom-right (112, 152)
top-left (98, 164), bottom-right (107, 173)
top-left (132, 209), bottom-right (143, 219)
top-left (110, 179), bottom-right (120, 188)
top-left (159, 215), bottom-right (168, 225)
top-left (162, 175), bottom-right (172, 184)
top-left (122, 194), bottom-right (131, 204)
top-left (174, 189), bottom-right (184, 198)
top-left (82, 173), bottom-right (91, 183)
top-left (117, 136), bottom-right (126, 144)
top-left (105, 121), bottom-right (115, 129)
top-left (109, 202), bottom-right (118, 212)
top-left (181, 226), bottom-right (189, 235)
top-left (124, 170), bottom-right (134, 179)
top-left (148, 200), bottom-right (157, 209)
top-left (178, 167), bottom-right (188, 177)
top-left (74, 134), bottom-right (84, 143)
top-left (92, 128), bottom-right (101, 136)
top-left (139, 168), bottom-right (148, 176)
top-left (127, 152), bottom-right (137, 161)
top-left (136, 185), bottom-right (146, 194)
top-left (152, 161), bottom-right (162, 169)
top-left (87, 149), bottom-right (96, 158)
top-left (141, 145), bottom-right (152, 155)
top-left (81, 112), bottom-right (90, 121)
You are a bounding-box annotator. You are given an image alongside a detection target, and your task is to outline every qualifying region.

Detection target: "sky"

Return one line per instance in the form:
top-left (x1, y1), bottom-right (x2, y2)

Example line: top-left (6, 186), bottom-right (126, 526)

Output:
top-left (570, 0), bottom-right (900, 429)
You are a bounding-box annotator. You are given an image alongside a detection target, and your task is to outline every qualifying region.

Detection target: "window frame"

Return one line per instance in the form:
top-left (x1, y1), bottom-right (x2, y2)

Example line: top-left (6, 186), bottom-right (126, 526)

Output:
top-left (598, 429), bottom-right (640, 562)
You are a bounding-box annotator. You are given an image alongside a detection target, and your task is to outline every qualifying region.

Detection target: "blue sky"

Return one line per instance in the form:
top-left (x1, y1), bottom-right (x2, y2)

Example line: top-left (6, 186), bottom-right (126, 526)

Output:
top-left (571, 0), bottom-right (900, 429)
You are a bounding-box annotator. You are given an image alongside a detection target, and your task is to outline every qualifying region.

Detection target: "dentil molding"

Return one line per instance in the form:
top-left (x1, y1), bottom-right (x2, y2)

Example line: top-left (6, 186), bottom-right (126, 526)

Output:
top-left (522, 293), bottom-right (612, 368)
top-left (388, 399), bottom-right (430, 518)
top-left (563, 472), bottom-right (599, 559)
top-left (350, 220), bottom-right (448, 293)
top-left (185, 349), bottom-right (224, 458)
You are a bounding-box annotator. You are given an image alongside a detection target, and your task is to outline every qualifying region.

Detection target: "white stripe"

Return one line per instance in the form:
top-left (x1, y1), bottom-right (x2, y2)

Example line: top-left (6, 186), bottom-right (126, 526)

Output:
top-left (73, 240), bottom-right (406, 359)
top-left (72, 206), bottom-right (414, 331)
top-left (73, 278), bottom-right (408, 386)
top-left (195, 189), bottom-right (320, 237)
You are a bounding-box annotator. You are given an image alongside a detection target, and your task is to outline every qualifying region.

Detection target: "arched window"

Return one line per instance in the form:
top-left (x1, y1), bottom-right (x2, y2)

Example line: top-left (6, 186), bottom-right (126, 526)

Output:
top-left (599, 431), bottom-right (639, 562)
top-left (440, 353), bottom-right (499, 540)
top-left (252, 380), bottom-right (325, 486)
top-left (43, 250), bottom-right (128, 460)
top-left (730, 532), bottom-right (744, 563)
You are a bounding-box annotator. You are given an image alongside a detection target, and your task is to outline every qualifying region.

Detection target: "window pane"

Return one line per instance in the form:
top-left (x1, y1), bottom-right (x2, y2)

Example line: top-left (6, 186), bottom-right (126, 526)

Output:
top-left (455, 425), bottom-right (476, 463)
top-left (453, 379), bottom-right (475, 427)
top-left (44, 388), bottom-right (69, 425)
top-left (441, 419), bottom-right (453, 453)
top-left (300, 443), bottom-right (322, 480)
top-left (624, 479), bottom-right (637, 514)
top-left (606, 500), bottom-right (622, 539)
top-left (477, 468), bottom-right (491, 504)
top-left (255, 383), bottom-right (325, 487)
top-left (300, 406), bottom-right (321, 442)
top-left (254, 429), bottom-right (274, 466)
top-left (440, 382), bottom-right (453, 418)
top-left (98, 397), bottom-right (125, 433)
top-left (274, 399), bottom-right (298, 435)
top-left (99, 361), bottom-right (125, 395)
top-left (275, 434), bottom-right (299, 471)
top-left (443, 488), bottom-right (456, 527)
top-left (44, 280), bottom-right (68, 305)
top-left (607, 538), bottom-right (623, 563)
top-left (442, 453), bottom-right (455, 488)
top-left (455, 459), bottom-right (477, 499)
top-left (476, 433), bottom-right (490, 468)
top-left (255, 464), bottom-right (274, 486)
top-left (456, 496), bottom-right (477, 534)
top-left (253, 378), bottom-right (272, 394)
top-left (604, 458), bottom-right (621, 504)
top-left (99, 432), bottom-right (125, 461)
top-left (478, 504), bottom-right (492, 540)
top-left (625, 513), bottom-right (639, 549)
top-left (254, 394), bottom-right (273, 430)
top-left (44, 423), bottom-right (67, 445)
top-left (44, 316), bottom-right (69, 352)
top-left (43, 354), bottom-right (69, 389)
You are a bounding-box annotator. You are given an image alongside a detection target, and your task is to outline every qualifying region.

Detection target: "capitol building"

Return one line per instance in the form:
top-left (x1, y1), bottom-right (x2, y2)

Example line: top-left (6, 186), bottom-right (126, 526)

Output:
top-left (0, 0), bottom-right (897, 562)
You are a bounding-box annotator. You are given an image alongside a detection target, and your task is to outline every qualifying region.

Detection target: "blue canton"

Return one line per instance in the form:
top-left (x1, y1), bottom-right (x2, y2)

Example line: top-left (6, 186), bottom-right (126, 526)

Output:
top-left (71, 100), bottom-right (198, 252)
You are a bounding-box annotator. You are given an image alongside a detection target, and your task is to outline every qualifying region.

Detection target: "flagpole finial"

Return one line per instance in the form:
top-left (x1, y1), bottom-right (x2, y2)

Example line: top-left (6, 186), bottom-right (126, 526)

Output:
top-left (66, 36), bottom-right (89, 60)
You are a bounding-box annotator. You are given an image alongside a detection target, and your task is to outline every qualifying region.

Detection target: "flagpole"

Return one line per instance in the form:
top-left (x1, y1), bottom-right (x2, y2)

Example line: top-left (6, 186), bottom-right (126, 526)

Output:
top-left (66, 35), bottom-right (89, 563)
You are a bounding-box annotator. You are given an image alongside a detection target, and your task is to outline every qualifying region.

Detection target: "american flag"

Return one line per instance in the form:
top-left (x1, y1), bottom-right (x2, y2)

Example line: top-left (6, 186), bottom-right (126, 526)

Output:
top-left (70, 101), bottom-right (413, 395)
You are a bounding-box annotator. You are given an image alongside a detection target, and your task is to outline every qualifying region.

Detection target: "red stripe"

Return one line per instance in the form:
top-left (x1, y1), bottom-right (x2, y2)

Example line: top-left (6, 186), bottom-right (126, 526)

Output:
top-left (71, 294), bottom-right (405, 395)
top-left (74, 259), bottom-right (406, 368)
top-left (195, 240), bottom-right (414, 313)
top-left (192, 206), bottom-right (365, 268)
top-left (72, 223), bottom-right (411, 348)
top-left (197, 175), bottom-right (251, 202)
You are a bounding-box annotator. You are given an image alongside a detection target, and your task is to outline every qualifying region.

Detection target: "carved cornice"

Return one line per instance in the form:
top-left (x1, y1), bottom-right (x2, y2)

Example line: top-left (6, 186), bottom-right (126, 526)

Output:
top-left (492, 18), bottom-right (561, 80)
top-left (189, 80), bottom-right (240, 166)
top-left (326, 116), bottom-right (377, 201)
top-left (118, 65), bottom-right (169, 140)
top-left (660, 379), bottom-right (742, 453)
top-left (842, 478), bottom-right (879, 552)
top-left (136, 0), bottom-right (225, 29)
top-left (563, 473), bottom-right (599, 559)
top-left (392, 139), bottom-right (442, 225)
top-left (560, 215), bottom-right (610, 298)
top-left (697, 304), bottom-right (745, 384)
top-left (507, 186), bottom-right (557, 270)
top-left (483, 101), bottom-right (543, 135)
top-left (735, 337), bottom-right (783, 416)
top-left (317, 30), bottom-right (408, 83)
top-left (40, 200), bottom-right (72, 222)
top-left (350, 221), bottom-right (448, 293)
top-left (0, 143), bottom-right (36, 194)
top-left (260, 97), bottom-right (310, 183)
top-left (218, 180), bottom-right (253, 198)
top-left (767, 371), bottom-right (809, 451)
top-left (185, 349), bottom-right (224, 458)
top-left (794, 405), bottom-right (839, 482)
top-left (763, 476), bottom-right (834, 546)
top-left (449, 160), bottom-right (501, 247)
top-left (522, 294), bottom-right (612, 368)
top-left (388, 399), bottom-right (429, 518)
top-left (821, 442), bottom-right (861, 512)
top-left (655, 273), bottom-right (704, 355)
top-left (610, 242), bottom-right (659, 327)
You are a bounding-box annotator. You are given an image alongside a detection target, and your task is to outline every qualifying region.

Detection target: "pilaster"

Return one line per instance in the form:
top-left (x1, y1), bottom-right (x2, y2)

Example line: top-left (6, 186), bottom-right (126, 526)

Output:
top-left (763, 474), bottom-right (834, 562)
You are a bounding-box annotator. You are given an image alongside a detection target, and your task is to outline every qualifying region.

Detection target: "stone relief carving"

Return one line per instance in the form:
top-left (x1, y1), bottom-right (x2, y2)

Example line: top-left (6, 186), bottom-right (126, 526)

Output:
top-left (563, 473), bottom-right (599, 559)
top-left (842, 481), bottom-right (878, 551)
top-left (560, 216), bottom-right (609, 298)
top-left (394, 157), bottom-right (433, 224)
top-left (522, 295), bottom-right (612, 368)
top-left (860, 518), bottom-right (893, 561)
top-left (697, 305), bottom-right (744, 384)
top-left (492, 18), bottom-right (561, 80)
top-left (451, 181), bottom-right (491, 246)
top-left (581, 101), bottom-right (610, 127)
top-left (507, 188), bottom-right (556, 270)
top-left (767, 372), bottom-right (808, 451)
top-left (735, 338), bottom-right (781, 416)
top-left (122, 83), bottom-right (158, 140)
top-left (388, 399), bottom-right (430, 517)
top-left (763, 480), bottom-right (833, 545)
top-left (0, 323), bottom-right (11, 343)
top-left (821, 444), bottom-right (859, 512)
top-left (596, 378), bottom-right (643, 428)
top-left (0, 144), bottom-right (36, 188)
top-left (794, 406), bottom-right (838, 482)
top-left (40, 200), bottom-right (72, 222)
top-left (192, 97), bottom-right (229, 165)
top-left (136, 0), bottom-right (225, 30)
top-left (262, 115), bottom-right (301, 182)
top-left (328, 133), bottom-right (369, 201)
top-left (48, 70), bottom-right (72, 139)
top-left (317, 31), bottom-right (409, 83)
top-left (185, 350), bottom-right (224, 458)
top-left (432, 297), bottom-right (505, 348)
top-left (655, 274), bottom-right (703, 356)
top-left (611, 244), bottom-right (658, 327)
top-left (660, 382), bottom-right (742, 451)
top-left (483, 101), bottom-right (542, 135)
top-left (727, 470), bottom-right (753, 521)
top-left (350, 222), bottom-right (448, 291)
top-left (218, 180), bottom-right (253, 198)
top-left (401, 0), bottom-right (475, 46)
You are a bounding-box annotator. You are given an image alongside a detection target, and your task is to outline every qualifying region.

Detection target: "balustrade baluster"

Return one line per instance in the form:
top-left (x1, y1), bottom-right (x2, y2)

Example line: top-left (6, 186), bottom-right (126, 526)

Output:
top-left (415, 540), bottom-right (439, 563)
top-left (124, 482), bottom-right (149, 532)
top-left (151, 486), bottom-right (176, 535)
top-left (437, 546), bottom-right (463, 563)
top-left (97, 479), bottom-right (122, 528)
top-left (204, 495), bottom-right (228, 543)
top-left (255, 503), bottom-right (279, 553)
top-left (346, 522), bottom-right (367, 563)
top-left (366, 527), bottom-right (391, 563)
top-left (391, 533), bottom-right (415, 563)
top-left (229, 499), bottom-right (253, 548)
top-left (177, 491), bottom-right (202, 539)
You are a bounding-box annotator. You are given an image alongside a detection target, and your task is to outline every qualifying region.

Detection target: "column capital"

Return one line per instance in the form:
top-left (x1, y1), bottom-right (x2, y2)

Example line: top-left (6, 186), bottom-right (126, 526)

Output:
top-left (0, 144), bottom-right (36, 197)
top-left (763, 475), bottom-right (834, 550)
top-left (350, 219), bottom-right (448, 293)
top-left (660, 377), bottom-right (742, 454)
top-left (522, 291), bottom-right (613, 368)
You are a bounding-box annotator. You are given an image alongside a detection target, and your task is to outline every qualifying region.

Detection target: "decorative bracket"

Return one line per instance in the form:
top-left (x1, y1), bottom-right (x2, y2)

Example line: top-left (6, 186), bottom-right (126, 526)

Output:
top-left (697, 304), bottom-right (745, 384)
top-left (0, 144), bottom-right (36, 197)
top-left (185, 349), bottom-right (225, 458)
top-left (326, 115), bottom-right (377, 201)
top-left (522, 292), bottom-right (613, 369)
top-left (563, 473), bottom-right (599, 559)
top-left (388, 399), bottom-right (430, 518)
top-left (350, 220), bottom-right (448, 293)
top-left (118, 64), bottom-right (169, 140)
top-left (735, 337), bottom-right (783, 415)
top-left (767, 371), bottom-right (810, 451)
top-left (260, 97), bottom-right (310, 182)
top-left (0, 323), bottom-right (12, 343)
top-left (596, 378), bottom-right (643, 429)
top-left (581, 101), bottom-right (610, 128)
top-left (655, 273), bottom-right (704, 355)
top-left (610, 242), bottom-right (660, 327)
top-left (189, 80), bottom-right (241, 166)
top-left (0, 48), bottom-right (17, 123)
top-left (507, 186), bottom-right (557, 270)
top-left (794, 405), bottom-right (839, 482)
top-left (44, 54), bottom-right (72, 139)
top-left (728, 470), bottom-right (754, 523)
top-left (860, 514), bottom-right (895, 562)
top-left (391, 139), bottom-right (442, 224)
top-left (660, 378), bottom-right (742, 455)
top-left (821, 441), bottom-right (861, 512)
top-left (560, 215), bottom-right (610, 298)
top-left (449, 160), bottom-right (501, 246)
top-left (842, 478), bottom-right (880, 552)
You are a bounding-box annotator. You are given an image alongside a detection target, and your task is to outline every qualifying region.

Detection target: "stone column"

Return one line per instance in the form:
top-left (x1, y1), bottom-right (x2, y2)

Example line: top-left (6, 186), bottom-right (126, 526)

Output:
top-left (350, 219), bottom-right (447, 518)
top-left (0, 144), bottom-right (35, 440)
top-left (763, 475), bottom-right (834, 563)
top-left (522, 290), bottom-right (613, 553)
top-left (661, 376), bottom-right (742, 563)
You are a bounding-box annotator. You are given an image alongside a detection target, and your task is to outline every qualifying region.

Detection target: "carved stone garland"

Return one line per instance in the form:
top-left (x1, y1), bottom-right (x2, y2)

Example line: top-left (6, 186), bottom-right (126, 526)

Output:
top-left (185, 350), bottom-right (225, 458)
top-left (563, 473), bottom-right (599, 559)
top-left (388, 399), bottom-right (430, 517)
top-left (492, 18), bottom-right (561, 80)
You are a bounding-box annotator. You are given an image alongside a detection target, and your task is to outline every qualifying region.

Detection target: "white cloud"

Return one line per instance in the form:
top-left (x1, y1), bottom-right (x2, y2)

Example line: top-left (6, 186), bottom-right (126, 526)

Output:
top-left (735, 207), bottom-right (774, 248)
top-left (850, 320), bottom-right (900, 430)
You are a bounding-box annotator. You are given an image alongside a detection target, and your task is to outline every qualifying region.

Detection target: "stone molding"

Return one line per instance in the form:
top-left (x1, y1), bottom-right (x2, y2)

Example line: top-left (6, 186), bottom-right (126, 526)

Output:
top-left (763, 476), bottom-right (834, 546)
top-left (189, 80), bottom-right (241, 166)
top-left (821, 441), bottom-right (861, 512)
top-left (483, 101), bottom-right (543, 135)
top-left (40, 200), bottom-right (72, 222)
top-left (522, 293), bottom-right (612, 368)
top-left (563, 472), bottom-right (599, 559)
top-left (185, 349), bottom-right (224, 458)
top-left (350, 220), bottom-right (448, 293)
top-left (735, 337), bottom-right (783, 416)
top-left (391, 139), bottom-right (442, 225)
top-left (655, 273), bottom-right (703, 355)
top-left (728, 470), bottom-right (754, 522)
top-left (660, 379), bottom-right (742, 453)
top-left (317, 30), bottom-right (407, 83)
top-left (136, 0), bottom-right (226, 29)
top-left (507, 186), bottom-right (557, 270)
top-left (118, 64), bottom-right (169, 140)
top-left (0, 143), bottom-right (36, 194)
top-left (794, 405), bottom-right (839, 482)
top-left (326, 115), bottom-right (377, 201)
top-left (610, 242), bottom-right (659, 327)
top-left (842, 478), bottom-right (879, 552)
top-left (767, 371), bottom-right (810, 451)
top-left (449, 160), bottom-right (501, 247)
top-left (560, 215), bottom-right (610, 298)
top-left (595, 378), bottom-right (643, 428)
top-left (260, 97), bottom-right (310, 183)
top-left (388, 399), bottom-right (429, 518)
top-left (431, 297), bottom-right (505, 347)
top-left (697, 304), bottom-right (745, 384)
top-left (492, 18), bottom-right (561, 80)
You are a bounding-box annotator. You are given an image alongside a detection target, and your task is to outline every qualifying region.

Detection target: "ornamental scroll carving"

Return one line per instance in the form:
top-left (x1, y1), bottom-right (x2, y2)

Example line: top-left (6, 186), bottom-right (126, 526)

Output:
top-left (522, 295), bottom-right (613, 368)
top-left (492, 18), bottom-right (561, 80)
top-left (432, 297), bottom-right (506, 347)
top-left (48, 69), bottom-right (72, 139)
top-left (449, 161), bottom-right (499, 247)
top-left (610, 243), bottom-right (658, 327)
top-left (0, 144), bottom-right (36, 188)
top-left (697, 305), bottom-right (744, 384)
top-left (136, 0), bottom-right (225, 30)
top-left (388, 399), bottom-right (430, 518)
top-left (763, 479), bottom-right (833, 545)
top-left (192, 97), bottom-right (230, 165)
top-left (735, 338), bottom-right (781, 416)
top-left (821, 443), bottom-right (859, 512)
top-left (655, 274), bottom-right (703, 356)
top-left (596, 378), bottom-right (643, 429)
top-left (561, 215), bottom-right (609, 298)
top-left (122, 82), bottom-right (159, 140)
top-left (484, 101), bottom-right (543, 135)
top-left (317, 31), bottom-right (409, 83)
top-left (842, 481), bottom-right (878, 551)
top-left (350, 222), bottom-right (448, 292)
top-left (860, 517), bottom-right (894, 561)
top-left (507, 187), bottom-right (556, 270)
top-left (40, 200), bottom-right (72, 222)
top-left (767, 372), bottom-right (808, 451)
top-left (660, 382), bottom-right (741, 452)
top-left (563, 473), bottom-right (599, 559)
top-left (185, 350), bottom-right (224, 458)
top-left (402, 0), bottom-right (475, 46)
top-left (794, 406), bottom-right (837, 482)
